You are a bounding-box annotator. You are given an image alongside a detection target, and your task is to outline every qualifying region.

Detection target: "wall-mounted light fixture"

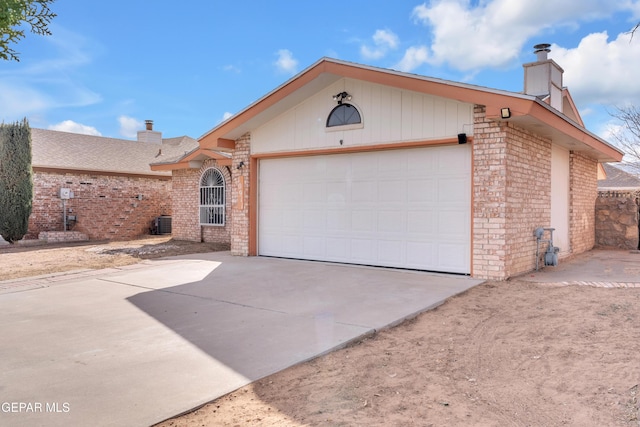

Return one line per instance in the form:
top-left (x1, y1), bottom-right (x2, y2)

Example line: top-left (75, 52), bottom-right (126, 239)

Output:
top-left (332, 91), bottom-right (352, 104)
top-left (500, 107), bottom-right (511, 119)
top-left (237, 161), bottom-right (245, 170)
top-left (457, 133), bottom-right (467, 144)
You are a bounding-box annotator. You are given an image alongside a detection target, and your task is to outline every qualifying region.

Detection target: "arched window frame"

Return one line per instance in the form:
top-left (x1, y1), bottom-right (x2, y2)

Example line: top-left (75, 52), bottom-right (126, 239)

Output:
top-left (326, 103), bottom-right (363, 131)
top-left (199, 167), bottom-right (225, 226)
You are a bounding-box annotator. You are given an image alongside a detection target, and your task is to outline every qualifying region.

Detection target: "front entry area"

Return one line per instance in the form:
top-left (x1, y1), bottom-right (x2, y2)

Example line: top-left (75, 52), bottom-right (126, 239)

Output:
top-left (258, 144), bottom-right (471, 274)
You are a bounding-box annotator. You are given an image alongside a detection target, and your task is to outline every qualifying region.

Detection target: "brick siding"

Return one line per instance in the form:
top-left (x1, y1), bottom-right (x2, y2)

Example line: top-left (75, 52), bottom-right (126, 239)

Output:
top-left (170, 159), bottom-right (232, 244)
top-left (230, 133), bottom-right (251, 256)
top-left (570, 152), bottom-right (597, 253)
top-left (27, 170), bottom-right (172, 240)
top-left (473, 106), bottom-right (553, 280)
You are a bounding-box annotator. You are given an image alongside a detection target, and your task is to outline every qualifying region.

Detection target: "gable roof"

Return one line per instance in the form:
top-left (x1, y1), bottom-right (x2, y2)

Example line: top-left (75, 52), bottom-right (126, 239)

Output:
top-left (191, 57), bottom-right (622, 162)
top-left (31, 128), bottom-right (199, 177)
top-left (598, 163), bottom-right (640, 190)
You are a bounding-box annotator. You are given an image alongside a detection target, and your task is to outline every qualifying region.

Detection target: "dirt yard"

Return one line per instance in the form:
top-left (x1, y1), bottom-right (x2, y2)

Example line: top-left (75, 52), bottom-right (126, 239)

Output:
top-left (0, 236), bottom-right (229, 281)
top-left (2, 239), bottom-right (639, 426)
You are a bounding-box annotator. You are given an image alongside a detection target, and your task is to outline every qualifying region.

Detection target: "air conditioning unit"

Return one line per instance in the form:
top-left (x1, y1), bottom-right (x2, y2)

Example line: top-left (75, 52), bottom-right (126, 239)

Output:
top-left (153, 215), bottom-right (172, 235)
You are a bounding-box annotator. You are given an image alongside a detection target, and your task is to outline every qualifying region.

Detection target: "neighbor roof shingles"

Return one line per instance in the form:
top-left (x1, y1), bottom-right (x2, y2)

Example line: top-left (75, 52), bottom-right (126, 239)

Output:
top-left (30, 128), bottom-right (198, 176)
top-left (598, 163), bottom-right (640, 190)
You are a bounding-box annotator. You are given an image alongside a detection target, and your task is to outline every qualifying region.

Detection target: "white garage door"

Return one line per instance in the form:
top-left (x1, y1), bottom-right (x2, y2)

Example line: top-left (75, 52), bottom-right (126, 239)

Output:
top-left (258, 145), bottom-right (471, 274)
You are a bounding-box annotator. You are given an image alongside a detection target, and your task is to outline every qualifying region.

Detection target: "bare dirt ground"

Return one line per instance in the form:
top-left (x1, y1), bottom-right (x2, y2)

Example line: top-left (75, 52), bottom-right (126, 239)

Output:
top-left (2, 240), bottom-right (639, 426)
top-left (0, 236), bottom-right (229, 281)
top-left (154, 280), bottom-right (640, 427)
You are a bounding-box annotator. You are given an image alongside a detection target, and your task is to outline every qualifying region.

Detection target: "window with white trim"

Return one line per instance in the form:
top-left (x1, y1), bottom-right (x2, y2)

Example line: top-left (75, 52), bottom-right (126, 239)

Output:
top-left (200, 168), bottom-right (225, 225)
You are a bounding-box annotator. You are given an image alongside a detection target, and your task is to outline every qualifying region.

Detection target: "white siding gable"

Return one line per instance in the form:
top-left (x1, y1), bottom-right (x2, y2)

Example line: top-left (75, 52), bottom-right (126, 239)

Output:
top-left (251, 78), bottom-right (474, 154)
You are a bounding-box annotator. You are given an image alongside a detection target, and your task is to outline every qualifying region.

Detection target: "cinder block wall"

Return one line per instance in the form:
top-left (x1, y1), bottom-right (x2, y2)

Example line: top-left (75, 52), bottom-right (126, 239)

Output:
top-left (28, 170), bottom-right (172, 240)
top-left (570, 152), bottom-right (598, 253)
top-left (170, 159), bottom-right (232, 244)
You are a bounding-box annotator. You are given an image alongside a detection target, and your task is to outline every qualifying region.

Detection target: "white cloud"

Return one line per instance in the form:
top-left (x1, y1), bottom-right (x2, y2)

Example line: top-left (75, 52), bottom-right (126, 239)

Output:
top-left (274, 49), bottom-right (299, 74)
top-left (401, 0), bottom-right (637, 72)
top-left (118, 116), bottom-right (144, 139)
top-left (48, 120), bottom-right (102, 136)
top-left (551, 32), bottom-right (640, 106)
top-left (361, 29), bottom-right (399, 60)
top-left (222, 112), bottom-right (233, 121)
top-left (395, 46), bottom-right (430, 72)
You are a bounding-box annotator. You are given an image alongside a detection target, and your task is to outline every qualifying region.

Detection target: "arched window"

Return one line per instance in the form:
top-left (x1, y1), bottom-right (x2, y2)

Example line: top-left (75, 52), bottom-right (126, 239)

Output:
top-left (200, 168), bottom-right (225, 226)
top-left (326, 103), bottom-right (362, 127)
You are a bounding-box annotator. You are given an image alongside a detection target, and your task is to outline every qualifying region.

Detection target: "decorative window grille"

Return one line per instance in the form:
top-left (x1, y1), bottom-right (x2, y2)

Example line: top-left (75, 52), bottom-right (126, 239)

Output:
top-left (200, 168), bottom-right (225, 226)
top-left (326, 103), bottom-right (362, 127)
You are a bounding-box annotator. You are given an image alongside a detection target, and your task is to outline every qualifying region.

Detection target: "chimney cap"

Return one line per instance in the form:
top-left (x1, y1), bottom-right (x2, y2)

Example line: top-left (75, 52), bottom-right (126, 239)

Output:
top-left (145, 119), bottom-right (153, 131)
top-left (533, 43), bottom-right (551, 61)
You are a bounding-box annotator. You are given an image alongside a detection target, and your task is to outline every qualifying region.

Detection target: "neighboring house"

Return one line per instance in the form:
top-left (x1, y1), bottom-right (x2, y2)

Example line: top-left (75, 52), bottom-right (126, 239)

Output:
top-left (598, 163), bottom-right (640, 191)
top-left (152, 47), bottom-right (623, 280)
top-left (28, 122), bottom-right (198, 240)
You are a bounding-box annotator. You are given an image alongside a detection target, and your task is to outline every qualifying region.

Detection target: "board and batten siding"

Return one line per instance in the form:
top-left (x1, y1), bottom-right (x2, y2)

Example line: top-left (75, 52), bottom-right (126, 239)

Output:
top-left (251, 78), bottom-right (474, 154)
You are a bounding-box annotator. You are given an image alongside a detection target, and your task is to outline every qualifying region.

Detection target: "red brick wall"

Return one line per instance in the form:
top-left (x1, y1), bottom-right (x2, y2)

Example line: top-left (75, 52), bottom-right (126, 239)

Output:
top-left (28, 170), bottom-right (172, 240)
top-left (170, 159), bottom-right (232, 244)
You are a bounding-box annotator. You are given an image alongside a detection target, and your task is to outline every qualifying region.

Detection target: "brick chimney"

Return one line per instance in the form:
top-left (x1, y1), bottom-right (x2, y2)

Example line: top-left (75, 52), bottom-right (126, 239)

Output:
top-left (523, 43), bottom-right (564, 112)
top-left (137, 119), bottom-right (162, 144)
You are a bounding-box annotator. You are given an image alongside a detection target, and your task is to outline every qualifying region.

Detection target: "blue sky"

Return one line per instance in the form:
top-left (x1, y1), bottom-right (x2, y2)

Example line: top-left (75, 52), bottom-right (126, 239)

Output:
top-left (1, 0), bottom-right (640, 143)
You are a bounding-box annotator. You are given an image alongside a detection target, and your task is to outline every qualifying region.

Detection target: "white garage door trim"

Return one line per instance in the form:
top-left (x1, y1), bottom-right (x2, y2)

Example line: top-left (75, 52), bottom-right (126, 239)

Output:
top-left (258, 145), bottom-right (471, 274)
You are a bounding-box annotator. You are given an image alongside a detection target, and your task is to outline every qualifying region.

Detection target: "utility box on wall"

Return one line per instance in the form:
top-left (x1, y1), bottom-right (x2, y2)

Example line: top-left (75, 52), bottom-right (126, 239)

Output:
top-left (59, 188), bottom-right (73, 199)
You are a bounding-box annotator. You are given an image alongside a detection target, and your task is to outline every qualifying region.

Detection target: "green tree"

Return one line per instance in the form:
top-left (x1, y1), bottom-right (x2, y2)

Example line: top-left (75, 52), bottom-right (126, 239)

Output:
top-left (0, 0), bottom-right (56, 61)
top-left (0, 119), bottom-right (33, 243)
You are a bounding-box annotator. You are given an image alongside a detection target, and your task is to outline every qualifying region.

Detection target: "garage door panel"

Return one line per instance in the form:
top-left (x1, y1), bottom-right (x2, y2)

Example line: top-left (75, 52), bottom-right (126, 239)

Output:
top-left (351, 239), bottom-right (378, 263)
top-left (259, 146), bottom-right (470, 273)
top-left (437, 243), bottom-right (468, 273)
top-left (352, 210), bottom-right (376, 232)
top-left (327, 209), bottom-right (351, 231)
top-left (408, 179), bottom-right (436, 202)
top-left (378, 240), bottom-right (403, 264)
top-left (303, 182), bottom-right (325, 202)
top-left (406, 241), bottom-right (436, 268)
top-left (439, 178), bottom-right (467, 203)
top-left (303, 236), bottom-right (325, 257)
top-left (378, 210), bottom-right (405, 233)
top-left (437, 211), bottom-right (468, 239)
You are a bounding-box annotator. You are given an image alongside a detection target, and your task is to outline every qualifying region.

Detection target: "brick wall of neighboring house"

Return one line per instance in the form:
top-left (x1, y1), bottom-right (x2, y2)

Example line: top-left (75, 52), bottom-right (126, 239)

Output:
top-left (230, 133), bottom-right (251, 256)
top-left (472, 105), bottom-right (553, 280)
top-left (27, 170), bottom-right (172, 240)
top-left (570, 152), bottom-right (598, 253)
top-left (595, 190), bottom-right (639, 250)
top-left (170, 159), bottom-right (232, 244)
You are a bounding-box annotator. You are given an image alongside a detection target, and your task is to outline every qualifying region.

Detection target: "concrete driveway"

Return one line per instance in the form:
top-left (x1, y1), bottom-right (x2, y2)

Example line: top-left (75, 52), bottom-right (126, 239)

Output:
top-left (0, 252), bottom-right (482, 427)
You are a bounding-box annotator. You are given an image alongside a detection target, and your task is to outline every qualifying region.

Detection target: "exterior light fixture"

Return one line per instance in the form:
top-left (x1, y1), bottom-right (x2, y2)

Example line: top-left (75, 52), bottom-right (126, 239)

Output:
top-left (237, 161), bottom-right (245, 170)
top-left (500, 107), bottom-right (511, 119)
top-left (332, 91), bottom-right (352, 104)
